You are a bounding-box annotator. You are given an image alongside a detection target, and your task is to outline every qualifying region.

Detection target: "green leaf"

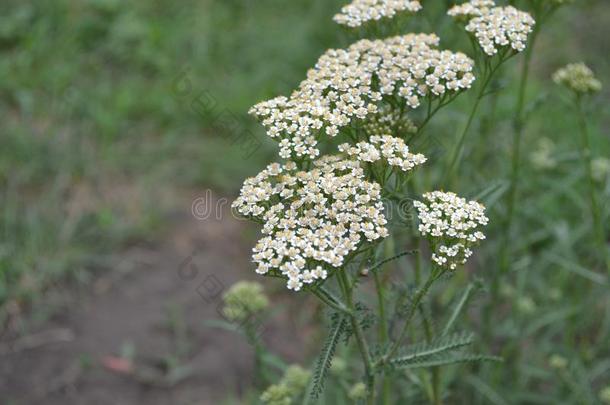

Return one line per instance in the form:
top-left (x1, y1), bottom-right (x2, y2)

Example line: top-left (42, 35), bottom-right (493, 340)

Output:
top-left (470, 181), bottom-right (508, 209)
top-left (442, 280), bottom-right (482, 337)
top-left (390, 332), bottom-right (475, 366)
top-left (465, 375), bottom-right (510, 405)
top-left (544, 252), bottom-right (607, 285)
top-left (392, 352), bottom-right (503, 370)
top-left (261, 351), bottom-right (288, 373)
top-left (307, 313), bottom-right (347, 401)
top-left (369, 249), bottom-right (419, 274)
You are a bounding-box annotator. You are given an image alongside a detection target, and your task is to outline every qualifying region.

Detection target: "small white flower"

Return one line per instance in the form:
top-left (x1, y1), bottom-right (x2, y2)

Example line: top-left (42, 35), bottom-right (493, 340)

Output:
top-left (414, 191), bottom-right (488, 270)
top-left (250, 34), bottom-right (475, 160)
top-left (449, 1), bottom-right (535, 56)
top-left (287, 277), bottom-right (303, 291)
top-left (233, 157), bottom-right (388, 291)
top-left (333, 0), bottom-right (422, 28)
top-left (338, 135), bottom-right (426, 173)
top-left (553, 63), bottom-right (602, 94)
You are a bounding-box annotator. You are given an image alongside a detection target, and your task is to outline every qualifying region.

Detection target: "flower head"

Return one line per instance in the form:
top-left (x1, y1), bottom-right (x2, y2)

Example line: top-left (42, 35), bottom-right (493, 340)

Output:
top-left (282, 365), bottom-right (311, 393)
top-left (592, 157), bottom-right (610, 182)
top-left (338, 135), bottom-right (427, 172)
top-left (233, 157), bottom-right (388, 290)
top-left (600, 386), bottom-right (610, 405)
top-left (333, 0), bottom-right (422, 28)
top-left (449, 1), bottom-right (535, 56)
top-left (549, 354), bottom-right (568, 370)
top-left (414, 191), bottom-right (488, 270)
top-left (330, 357), bottom-right (348, 376)
top-left (222, 281), bottom-right (269, 322)
top-left (260, 364), bottom-right (310, 404)
top-left (553, 63), bottom-right (602, 94)
top-left (448, 0), bottom-right (495, 18)
top-left (530, 137), bottom-right (557, 170)
top-left (260, 384), bottom-right (292, 405)
top-left (348, 382), bottom-right (368, 400)
top-left (250, 34), bottom-right (475, 160)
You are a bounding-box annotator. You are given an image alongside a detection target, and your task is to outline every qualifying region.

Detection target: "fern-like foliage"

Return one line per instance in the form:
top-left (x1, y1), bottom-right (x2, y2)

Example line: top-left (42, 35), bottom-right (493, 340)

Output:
top-left (388, 331), bottom-right (502, 370)
top-left (307, 313), bottom-right (347, 400)
top-left (369, 249), bottom-right (419, 274)
top-left (391, 353), bottom-right (503, 370)
top-left (390, 332), bottom-right (476, 366)
top-left (342, 302), bottom-right (375, 344)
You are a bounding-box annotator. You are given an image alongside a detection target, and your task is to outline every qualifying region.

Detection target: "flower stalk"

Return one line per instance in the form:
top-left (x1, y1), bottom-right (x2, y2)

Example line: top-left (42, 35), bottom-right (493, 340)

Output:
top-left (443, 51), bottom-right (511, 187)
top-left (575, 96), bottom-right (609, 274)
top-left (337, 269), bottom-right (376, 404)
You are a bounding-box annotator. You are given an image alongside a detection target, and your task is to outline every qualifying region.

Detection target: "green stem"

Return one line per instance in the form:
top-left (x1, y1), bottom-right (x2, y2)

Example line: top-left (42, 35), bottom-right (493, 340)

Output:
top-left (337, 270), bottom-right (376, 404)
top-left (575, 96), bottom-right (609, 274)
top-left (246, 326), bottom-right (267, 387)
top-left (376, 239), bottom-right (394, 405)
top-left (499, 26), bottom-right (540, 278)
top-left (418, 303), bottom-right (441, 404)
top-left (374, 271), bottom-right (388, 342)
top-left (382, 267), bottom-right (444, 363)
top-left (309, 286), bottom-right (351, 316)
top-left (443, 58), bottom-right (502, 187)
top-left (432, 368), bottom-right (442, 405)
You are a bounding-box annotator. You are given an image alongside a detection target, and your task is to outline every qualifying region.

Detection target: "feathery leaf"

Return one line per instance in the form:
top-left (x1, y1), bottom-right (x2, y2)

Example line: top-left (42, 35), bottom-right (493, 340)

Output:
top-left (307, 313), bottom-right (347, 400)
top-left (390, 332), bottom-right (475, 366)
top-left (392, 352), bottom-right (503, 370)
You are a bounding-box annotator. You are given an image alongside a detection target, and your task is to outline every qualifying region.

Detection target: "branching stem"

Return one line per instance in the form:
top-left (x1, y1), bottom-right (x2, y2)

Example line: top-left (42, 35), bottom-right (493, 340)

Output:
top-left (380, 267), bottom-right (445, 365)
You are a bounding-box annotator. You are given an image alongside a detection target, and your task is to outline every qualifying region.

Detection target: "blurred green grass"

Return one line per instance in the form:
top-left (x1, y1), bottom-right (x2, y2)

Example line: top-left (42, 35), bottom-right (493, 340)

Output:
top-left (0, 0), bottom-right (609, 401)
top-left (0, 0), bottom-right (346, 312)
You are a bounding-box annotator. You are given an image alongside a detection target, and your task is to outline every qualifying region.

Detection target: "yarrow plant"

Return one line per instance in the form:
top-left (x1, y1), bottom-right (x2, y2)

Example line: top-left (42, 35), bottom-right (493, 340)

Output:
top-left (553, 62), bottom-right (608, 274)
top-left (443, 0), bottom-right (537, 187)
top-left (229, 0), bottom-right (535, 403)
top-left (498, 0), bottom-right (570, 282)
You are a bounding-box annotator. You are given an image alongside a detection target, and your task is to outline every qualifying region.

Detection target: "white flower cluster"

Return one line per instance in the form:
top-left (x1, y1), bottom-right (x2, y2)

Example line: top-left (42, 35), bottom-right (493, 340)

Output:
top-left (414, 191), bottom-right (488, 270)
top-left (333, 0), bottom-right (422, 28)
top-left (338, 135), bottom-right (427, 172)
top-left (250, 34), bottom-right (475, 160)
top-left (449, 1), bottom-right (535, 56)
top-left (447, 0), bottom-right (494, 18)
top-left (232, 156), bottom-right (388, 291)
top-left (553, 63), bottom-right (602, 94)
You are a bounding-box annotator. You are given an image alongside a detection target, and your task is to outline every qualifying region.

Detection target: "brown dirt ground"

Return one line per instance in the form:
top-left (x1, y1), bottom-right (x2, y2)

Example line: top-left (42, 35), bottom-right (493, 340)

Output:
top-left (0, 195), bottom-right (317, 405)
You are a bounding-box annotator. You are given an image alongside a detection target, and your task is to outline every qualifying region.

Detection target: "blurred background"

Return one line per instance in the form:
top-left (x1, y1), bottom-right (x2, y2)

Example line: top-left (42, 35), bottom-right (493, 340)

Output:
top-left (0, 0), bottom-right (608, 404)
